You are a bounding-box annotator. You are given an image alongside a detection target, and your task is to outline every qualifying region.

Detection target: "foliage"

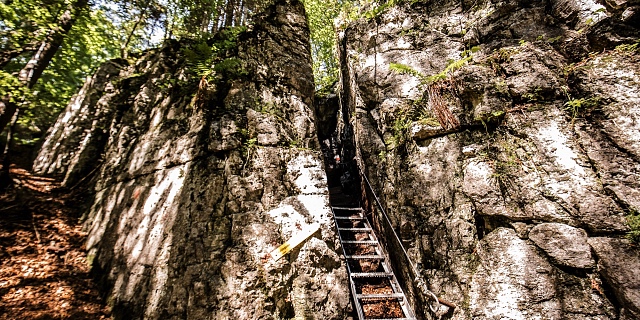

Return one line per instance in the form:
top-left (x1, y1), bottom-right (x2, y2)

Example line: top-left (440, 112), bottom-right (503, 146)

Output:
top-left (183, 40), bottom-right (217, 76)
top-left (387, 112), bottom-right (411, 150)
top-left (564, 97), bottom-right (600, 118)
top-left (389, 63), bottom-right (423, 79)
top-left (480, 134), bottom-right (522, 191)
top-left (627, 209), bottom-right (640, 244)
top-left (389, 55), bottom-right (472, 85)
top-left (0, 71), bottom-right (31, 104)
top-left (301, 0), bottom-right (344, 89)
top-left (1, 3), bottom-right (119, 144)
top-left (615, 40), bottom-right (640, 53)
top-left (301, 0), bottom-right (409, 89)
top-left (389, 53), bottom-right (472, 130)
top-left (182, 25), bottom-right (247, 81)
top-left (27, 9), bottom-right (119, 132)
top-left (0, 0), bottom-right (67, 53)
top-left (363, 0), bottom-right (400, 20)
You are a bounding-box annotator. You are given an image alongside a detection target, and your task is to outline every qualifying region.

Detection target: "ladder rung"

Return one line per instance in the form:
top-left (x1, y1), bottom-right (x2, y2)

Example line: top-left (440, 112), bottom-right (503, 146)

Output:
top-left (360, 318), bottom-right (416, 320)
top-left (335, 216), bottom-right (365, 220)
top-left (351, 272), bottom-right (393, 278)
top-left (356, 293), bottom-right (405, 300)
top-left (342, 240), bottom-right (378, 244)
top-left (345, 255), bottom-right (384, 259)
top-left (338, 227), bottom-right (372, 232)
top-left (332, 207), bottom-right (363, 211)
top-left (364, 318), bottom-right (416, 320)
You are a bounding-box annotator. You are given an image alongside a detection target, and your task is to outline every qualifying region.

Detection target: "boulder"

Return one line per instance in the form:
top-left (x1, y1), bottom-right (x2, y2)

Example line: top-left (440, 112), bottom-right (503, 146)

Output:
top-left (529, 223), bottom-right (594, 269)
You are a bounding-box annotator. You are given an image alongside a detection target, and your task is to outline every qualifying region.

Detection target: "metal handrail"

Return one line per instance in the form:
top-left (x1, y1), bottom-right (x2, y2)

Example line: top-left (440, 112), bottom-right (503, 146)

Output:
top-left (358, 166), bottom-right (442, 314)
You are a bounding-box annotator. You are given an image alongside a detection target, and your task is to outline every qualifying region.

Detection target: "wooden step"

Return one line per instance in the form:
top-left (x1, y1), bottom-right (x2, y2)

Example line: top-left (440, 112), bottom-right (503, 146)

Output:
top-left (332, 206), bottom-right (363, 211)
top-left (351, 272), bottom-right (393, 278)
top-left (345, 254), bottom-right (384, 260)
top-left (334, 216), bottom-right (365, 220)
top-left (362, 318), bottom-right (415, 320)
top-left (356, 293), bottom-right (405, 300)
top-left (342, 240), bottom-right (378, 245)
top-left (338, 227), bottom-right (372, 232)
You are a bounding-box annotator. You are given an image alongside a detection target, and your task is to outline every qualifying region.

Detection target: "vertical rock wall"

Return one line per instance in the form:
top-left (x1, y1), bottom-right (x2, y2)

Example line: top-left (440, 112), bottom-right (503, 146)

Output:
top-left (33, 0), bottom-right (351, 319)
top-left (335, 0), bottom-right (640, 319)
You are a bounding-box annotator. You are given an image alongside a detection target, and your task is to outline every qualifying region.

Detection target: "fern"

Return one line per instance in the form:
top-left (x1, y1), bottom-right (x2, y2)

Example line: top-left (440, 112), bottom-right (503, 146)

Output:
top-left (388, 51), bottom-right (472, 131)
top-left (389, 55), bottom-right (472, 85)
top-left (389, 63), bottom-right (424, 80)
top-left (364, 0), bottom-right (401, 20)
top-left (615, 40), bottom-right (640, 53)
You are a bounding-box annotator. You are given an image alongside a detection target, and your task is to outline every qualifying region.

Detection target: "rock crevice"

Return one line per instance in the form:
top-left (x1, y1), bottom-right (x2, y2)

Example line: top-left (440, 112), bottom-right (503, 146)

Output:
top-left (329, 0), bottom-right (640, 318)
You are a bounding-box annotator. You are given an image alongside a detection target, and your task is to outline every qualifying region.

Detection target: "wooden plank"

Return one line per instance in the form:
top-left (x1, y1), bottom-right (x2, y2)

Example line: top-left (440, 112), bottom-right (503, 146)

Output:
top-left (269, 223), bottom-right (320, 262)
top-left (356, 293), bottom-right (405, 300)
top-left (338, 227), bottom-right (372, 232)
top-left (332, 207), bottom-right (363, 211)
top-left (351, 272), bottom-right (393, 278)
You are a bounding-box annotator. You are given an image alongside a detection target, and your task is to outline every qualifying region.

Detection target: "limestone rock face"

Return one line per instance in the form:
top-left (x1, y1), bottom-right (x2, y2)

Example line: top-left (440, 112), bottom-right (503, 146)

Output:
top-left (33, 0), bottom-right (350, 319)
top-left (331, 0), bottom-right (640, 318)
top-left (32, 60), bottom-right (127, 186)
top-left (588, 237), bottom-right (640, 319)
top-left (529, 223), bottom-right (594, 269)
top-left (469, 228), bottom-right (560, 319)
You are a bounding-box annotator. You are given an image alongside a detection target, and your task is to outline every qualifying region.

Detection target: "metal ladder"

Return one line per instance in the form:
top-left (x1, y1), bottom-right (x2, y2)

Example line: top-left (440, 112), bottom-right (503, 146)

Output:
top-left (331, 206), bottom-right (416, 320)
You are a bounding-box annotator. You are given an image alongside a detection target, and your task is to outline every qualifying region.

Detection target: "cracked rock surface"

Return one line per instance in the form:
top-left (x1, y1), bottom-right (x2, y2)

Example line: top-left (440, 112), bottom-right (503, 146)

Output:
top-left (332, 0), bottom-right (640, 318)
top-left (32, 0), bottom-right (350, 319)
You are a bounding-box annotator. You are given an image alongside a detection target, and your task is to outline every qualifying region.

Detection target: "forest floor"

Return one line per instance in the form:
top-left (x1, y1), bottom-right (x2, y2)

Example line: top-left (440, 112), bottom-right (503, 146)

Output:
top-left (0, 165), bottom-right (110, 319)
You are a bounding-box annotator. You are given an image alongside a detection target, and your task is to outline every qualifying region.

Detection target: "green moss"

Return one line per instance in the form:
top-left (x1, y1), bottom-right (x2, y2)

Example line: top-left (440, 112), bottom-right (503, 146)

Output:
top-left (378, 150), bottom-right (387, 162)
top-left (615, 40), bottom-right (640, 53)
top-left (627, 208), bottom-right (640, 243)
top-left (418, 117), bottom-right (440, 127)
top-left (86, 252), bottom-right (95, 268)
top-left (258, 102), bottom-right (284, 118)
top-left (213, 58), bottom-right (247, 77)
top-left (181, 25), bottom-right (247, 83)
top-left (386, 114), bottom-right (412, 150)
top-left (546, 35), bottom-right (562, 44)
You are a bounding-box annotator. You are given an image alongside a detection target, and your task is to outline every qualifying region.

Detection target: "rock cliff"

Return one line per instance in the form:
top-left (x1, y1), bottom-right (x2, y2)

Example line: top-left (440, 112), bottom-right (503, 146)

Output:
top-left (32, 0), bottom-right (640, 319)
top-left (33, 0), bottom-right (350, 319)
top-left (332, 0), bottom-right (640, 319)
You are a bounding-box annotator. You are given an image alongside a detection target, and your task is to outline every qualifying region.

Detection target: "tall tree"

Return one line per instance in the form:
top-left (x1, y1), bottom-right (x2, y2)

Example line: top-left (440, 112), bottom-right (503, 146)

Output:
top-left (0, 0), bottom-right (89, 134)
top-left (0, 0), bottom-right (89, 188)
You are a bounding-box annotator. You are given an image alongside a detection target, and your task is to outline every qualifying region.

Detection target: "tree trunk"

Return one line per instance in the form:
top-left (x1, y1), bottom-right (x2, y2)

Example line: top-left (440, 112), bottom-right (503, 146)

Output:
top-left (224, 0), bottom-right (236, 27)
top-left (234, 0), bottom-right (244, 26)
top-left (0, 101), bottom-right (18, 138)
top-left (0, 44), bottom-right (37, 69)
top-left (0, 108), bottom-right (19, 190)
top-left (120, 8), bottom-right (146, 59)
top-left (0, 0), bottom-right (88, 189)
top-left (0, 0), bottom-right (88, 135)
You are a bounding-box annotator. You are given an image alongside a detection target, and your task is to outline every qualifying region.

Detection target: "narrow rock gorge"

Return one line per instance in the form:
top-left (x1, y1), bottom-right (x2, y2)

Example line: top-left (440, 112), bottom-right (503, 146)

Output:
top-left (31, 0), bottom-right (640, 319)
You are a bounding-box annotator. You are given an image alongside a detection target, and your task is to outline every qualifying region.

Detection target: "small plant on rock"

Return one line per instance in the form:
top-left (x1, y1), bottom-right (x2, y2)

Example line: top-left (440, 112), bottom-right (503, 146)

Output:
top-left (627, 208), bottom-right (640, 243)
top-left (615, 40), bottom-right (640, 54)
top-left (564, 97), bottom-right (600, 118)
top-left (389, 57), bottom-right (468, 130)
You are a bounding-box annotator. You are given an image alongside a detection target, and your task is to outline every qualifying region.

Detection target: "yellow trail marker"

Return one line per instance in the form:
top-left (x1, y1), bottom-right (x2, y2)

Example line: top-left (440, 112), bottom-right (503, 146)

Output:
top-left (269, 223), bottom-right (320, 262)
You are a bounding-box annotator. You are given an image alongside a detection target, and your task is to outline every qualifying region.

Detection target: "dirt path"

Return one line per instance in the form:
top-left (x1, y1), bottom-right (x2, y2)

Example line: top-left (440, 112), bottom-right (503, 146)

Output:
top-left (0, 166), bottom-right (110, 319)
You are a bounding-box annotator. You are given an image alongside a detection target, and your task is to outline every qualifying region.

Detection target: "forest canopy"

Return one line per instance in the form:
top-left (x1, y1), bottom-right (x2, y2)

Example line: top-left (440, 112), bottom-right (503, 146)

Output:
top-left (0, 0), bottom-right (383, 152)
